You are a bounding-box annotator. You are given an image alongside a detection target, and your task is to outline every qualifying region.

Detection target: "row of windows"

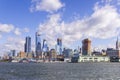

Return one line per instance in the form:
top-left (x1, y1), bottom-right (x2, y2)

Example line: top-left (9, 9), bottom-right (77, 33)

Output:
top-left (80, 57), bottom-right (108, 60)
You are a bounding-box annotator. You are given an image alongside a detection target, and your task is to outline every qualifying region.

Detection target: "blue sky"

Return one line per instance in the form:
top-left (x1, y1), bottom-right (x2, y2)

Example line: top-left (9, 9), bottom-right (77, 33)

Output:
top-left (0, 0), bottom-right (120, 55)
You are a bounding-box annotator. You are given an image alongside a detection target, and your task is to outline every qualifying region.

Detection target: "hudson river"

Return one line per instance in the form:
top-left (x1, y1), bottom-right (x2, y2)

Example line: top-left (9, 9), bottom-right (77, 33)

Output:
top-left (0, 62), bottom-right (120, 80)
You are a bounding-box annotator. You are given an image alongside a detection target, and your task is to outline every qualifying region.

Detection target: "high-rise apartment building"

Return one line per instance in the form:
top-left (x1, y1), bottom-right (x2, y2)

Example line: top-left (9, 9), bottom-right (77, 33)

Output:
top-left (24, 36), bottom-right (31, 53)
top-left (42, 39), bottom-right (48, 52)
top-left (82, 38), bottom-right (91, 55)
top-left (56, 38), bottom-right (62, 55)
top-left (35, 32), bottom-right (42, 58)
top-left (63, 48), bottom-right (73, 58)
top-left (10, 50), bottom-right (16, 57)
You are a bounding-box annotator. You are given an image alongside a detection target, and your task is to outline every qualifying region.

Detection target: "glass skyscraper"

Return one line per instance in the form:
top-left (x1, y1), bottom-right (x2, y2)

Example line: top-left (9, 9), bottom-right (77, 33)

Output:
top-left (42, 39), bottom-right (48, 52)
top-left (24, 36), bottom-right (31, 53)
top-left (35, 32), bottom-right (42, 58)
top-left (56, 38), bottom-right (62, 55)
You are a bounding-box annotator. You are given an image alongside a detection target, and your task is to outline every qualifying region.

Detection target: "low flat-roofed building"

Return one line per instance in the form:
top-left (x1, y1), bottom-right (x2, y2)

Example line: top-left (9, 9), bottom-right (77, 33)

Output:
top-left (27, 52), bottom-right (34, 59)
top-left (106, 48), bottom-right (120, 58)
top-left (18, 51), bottom-right (26, 58)
top-left (78, 55), bottom-right (110, 62)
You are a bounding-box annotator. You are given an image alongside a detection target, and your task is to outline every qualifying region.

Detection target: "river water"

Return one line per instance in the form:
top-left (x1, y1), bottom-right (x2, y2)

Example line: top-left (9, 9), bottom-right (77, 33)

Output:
top-left (0, 62), bottom-right (120, 80)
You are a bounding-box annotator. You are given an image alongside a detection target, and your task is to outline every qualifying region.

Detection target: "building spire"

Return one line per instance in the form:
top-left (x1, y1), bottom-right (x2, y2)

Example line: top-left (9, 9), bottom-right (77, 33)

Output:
top-left (116, 36), bottom-right (119, 50)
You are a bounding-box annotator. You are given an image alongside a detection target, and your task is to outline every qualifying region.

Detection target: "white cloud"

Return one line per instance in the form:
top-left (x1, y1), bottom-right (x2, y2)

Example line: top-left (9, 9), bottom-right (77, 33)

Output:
top-left (0, 25), bottom-right (30, 55)
top-left (5, 37), bottom-right (25, 51)
top-left (0, 23), bottom-right (14, 33)
top-left (101, 0), bottom-right (112, 3)
top-left (38, 14), bottom-right (61, 47)
top-left (84, 5), bottom-right (120, 39)
top-left (23, 28), bottom-right (30, 33)
top-left (30, 0), bottom-right (64, 13)
top-left (37, 3), bottom-right (120, 48)
top-left (14, 28), bottom-right (21, 35)
top-left (14, 27), bottom-right (30, 35)
top-left (0, 37), bottom-right (25, 56)
top-left (0, 35), bottom-right (2, 39)
top-left (99, 0), bottom-right (120, 7)
top-left (93, 43), bottom-right (115, 51)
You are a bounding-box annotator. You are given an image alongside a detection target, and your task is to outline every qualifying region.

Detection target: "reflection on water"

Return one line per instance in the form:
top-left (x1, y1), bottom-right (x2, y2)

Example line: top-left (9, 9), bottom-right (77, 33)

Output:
top-left (0, 62), bottom-right (120, 80)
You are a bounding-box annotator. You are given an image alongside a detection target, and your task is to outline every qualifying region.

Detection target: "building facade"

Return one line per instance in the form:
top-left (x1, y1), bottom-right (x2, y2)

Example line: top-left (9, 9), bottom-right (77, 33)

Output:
top-left (9, 50), bottom-right (16, 57)
top-left (56, 38), bottom-right (62, 55)
top-left (106, 38), bottom-right (120, 58)
top-left (24, 36), bottom-right (31, 53)
top-left (50, 49), bottom-right (57, 61)
top-left (106, 48), bottom-right (120, 58)
top-left (116, 37), bottom-right (120, 50)
top-left (35, 32), bottom-right (42, 58)
top-left (18, 51), bottom-right (26, 58)
top-left (78, 55), bottom-right (109, 62)
top-left (42, 39), bottom-right (48, 52)
top-left (63, 48), bottom-right (73, 58)
top-left (82, 38), bottom-right (91, 55)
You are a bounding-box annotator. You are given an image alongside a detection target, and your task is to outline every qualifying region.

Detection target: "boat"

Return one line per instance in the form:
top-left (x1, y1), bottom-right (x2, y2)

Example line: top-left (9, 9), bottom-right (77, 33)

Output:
top-left (19, 58), bottom-right (29, 63)
top-left (11, 59), bottom-right (18, 62)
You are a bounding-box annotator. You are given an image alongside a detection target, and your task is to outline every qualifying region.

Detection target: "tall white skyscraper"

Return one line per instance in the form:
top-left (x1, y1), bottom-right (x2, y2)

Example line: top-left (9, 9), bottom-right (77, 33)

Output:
top-left (56, 38), bottom-right (62, 55)
top-left (35, 32), bottom-right (42, 58)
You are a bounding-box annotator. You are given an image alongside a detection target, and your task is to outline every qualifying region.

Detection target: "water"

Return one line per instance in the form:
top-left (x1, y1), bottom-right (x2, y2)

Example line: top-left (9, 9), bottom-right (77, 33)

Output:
top-left (0, 62), bottom-right (120, 80)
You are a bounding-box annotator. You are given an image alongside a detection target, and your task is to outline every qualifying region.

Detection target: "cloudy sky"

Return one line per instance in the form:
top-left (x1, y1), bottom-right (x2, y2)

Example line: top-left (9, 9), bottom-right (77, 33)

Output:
top-left (0, 0), bottom-right (120, 55)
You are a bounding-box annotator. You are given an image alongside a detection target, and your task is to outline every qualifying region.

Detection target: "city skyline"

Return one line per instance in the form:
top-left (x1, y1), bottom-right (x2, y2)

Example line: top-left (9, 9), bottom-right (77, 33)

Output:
top-left (0, 0), bottom-right (120, 56)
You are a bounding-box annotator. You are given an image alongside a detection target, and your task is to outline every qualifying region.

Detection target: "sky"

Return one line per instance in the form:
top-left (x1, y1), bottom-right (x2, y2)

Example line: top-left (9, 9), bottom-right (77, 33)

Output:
top-left (0, 0), bottom-right (120, 56)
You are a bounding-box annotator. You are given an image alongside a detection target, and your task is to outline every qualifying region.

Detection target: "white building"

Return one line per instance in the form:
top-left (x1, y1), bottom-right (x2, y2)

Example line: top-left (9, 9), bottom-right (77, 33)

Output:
top-left (78, 55), bottom-right (110, 62)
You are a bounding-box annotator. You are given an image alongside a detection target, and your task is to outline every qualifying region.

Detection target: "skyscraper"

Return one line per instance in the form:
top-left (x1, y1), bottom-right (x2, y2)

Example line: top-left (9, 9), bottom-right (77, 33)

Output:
top-left (42, 39), bottom-right (48, 52)
top-left (56, 38), bottom-right (62, 55)
top-left (35, 32), bottom-right (42, 58)
top-left (116, 37), bottom-right (120, 50)
top-left (24, 36), bottom-right (31, 53)
top-left (82, 38), bottom-right (91, 55)
top-left (11, 50), bottom-right (16, 57)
